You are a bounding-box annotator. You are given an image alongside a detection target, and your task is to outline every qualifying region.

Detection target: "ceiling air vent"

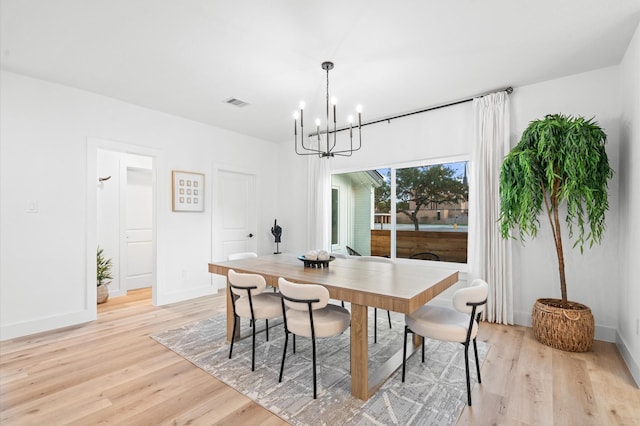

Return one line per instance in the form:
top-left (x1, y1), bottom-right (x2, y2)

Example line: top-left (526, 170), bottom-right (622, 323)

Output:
top-left (224, 97), bottom-right (249, 108)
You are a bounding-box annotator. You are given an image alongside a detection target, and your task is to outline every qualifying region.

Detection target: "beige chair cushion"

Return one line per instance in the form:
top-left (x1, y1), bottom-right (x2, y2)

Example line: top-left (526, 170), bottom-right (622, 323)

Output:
top-left (452, 279), bottom-right (489, 315)
top-left (405, 305), bottom-right (478, 343)
top-left (278, 277), bottom-right (350, 338)
top-left (405, 279), bottom-right (489, 343)
top-left (285, 304), bottom-right (350, 338)
top-left (229, 269), bottom-right (267, 297)
top-left (228, 269), bottom-right (282, 320)
top-left (278, 278), bottom-right (330, 311)
top-left (235, 292), bottom-right (282, 320)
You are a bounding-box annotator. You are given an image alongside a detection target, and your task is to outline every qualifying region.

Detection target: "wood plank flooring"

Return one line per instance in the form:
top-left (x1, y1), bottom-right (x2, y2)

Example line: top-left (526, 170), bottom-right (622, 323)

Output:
top-left (1, 288), bottom-right (638, 425)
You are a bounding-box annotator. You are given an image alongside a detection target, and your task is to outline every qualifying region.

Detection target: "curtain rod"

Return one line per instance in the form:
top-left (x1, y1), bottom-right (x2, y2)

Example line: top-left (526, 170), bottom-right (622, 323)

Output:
top-left (311, 86), bottom-right (513, 137)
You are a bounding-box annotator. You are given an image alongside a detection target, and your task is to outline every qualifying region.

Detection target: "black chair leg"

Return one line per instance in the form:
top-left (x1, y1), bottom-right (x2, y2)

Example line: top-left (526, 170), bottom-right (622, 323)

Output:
top-left (293, 334), bottom-right (296, 353)
top-left (421, 336), bottom-right (425, 363)
top-left (473, 338), bottom-right (481, 383)
top-left (387, 310), bottom-right (392, 328)
top-left (251, 318), bottom-right (256, 371)
top-left (229, 315), bottom-right (238, 359)
top-left (374, 308), bottom-right (378, 343)
top-left (402, 325), bottom-right (408, 382)
top-left (312, 336), bottom-right (317, 399)
top-left (464, 344), bottom-right (472, 406)
top-left (279, 332), bottom-right (289, 382)
top-left (266, 319), bottom-right (269, 341)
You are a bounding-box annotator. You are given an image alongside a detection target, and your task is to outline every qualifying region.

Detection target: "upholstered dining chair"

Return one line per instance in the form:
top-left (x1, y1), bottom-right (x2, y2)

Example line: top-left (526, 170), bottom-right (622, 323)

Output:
top-left (277, 277), bottom-right (350, 399)
top-left (228, 251), bottom-right (276, 294)
top-left (227, 251), bottom-right (258, 261)
top-left (227, 269), bottom-right (282, 371)
top-left (408, 252), bottom-right (440, 261)
top-left (346, 245), bottom-right (361, 256)
top-left (352, 255), bottom-right (394, 343)
top-left (401, 278), bottom-right (489, 406)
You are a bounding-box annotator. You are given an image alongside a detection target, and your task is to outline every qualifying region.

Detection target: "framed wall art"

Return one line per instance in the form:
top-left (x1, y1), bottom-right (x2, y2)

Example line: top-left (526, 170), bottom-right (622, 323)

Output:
top-left (172, 170), bottom-right (205, 212)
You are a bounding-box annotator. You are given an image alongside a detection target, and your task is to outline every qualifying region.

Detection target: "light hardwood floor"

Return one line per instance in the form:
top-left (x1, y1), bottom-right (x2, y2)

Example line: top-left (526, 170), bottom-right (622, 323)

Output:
top-left (1, 289), bottom-right (638, 425)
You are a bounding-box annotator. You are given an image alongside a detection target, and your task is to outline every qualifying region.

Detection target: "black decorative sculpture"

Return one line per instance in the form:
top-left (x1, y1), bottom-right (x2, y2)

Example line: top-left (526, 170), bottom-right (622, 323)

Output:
top-left (271, 219), bottom-right (282, 254)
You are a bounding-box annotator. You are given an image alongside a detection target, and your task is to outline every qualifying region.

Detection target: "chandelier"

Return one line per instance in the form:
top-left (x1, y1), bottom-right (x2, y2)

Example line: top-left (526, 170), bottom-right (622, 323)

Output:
top-left (293, 61), bottom-right (362, 158)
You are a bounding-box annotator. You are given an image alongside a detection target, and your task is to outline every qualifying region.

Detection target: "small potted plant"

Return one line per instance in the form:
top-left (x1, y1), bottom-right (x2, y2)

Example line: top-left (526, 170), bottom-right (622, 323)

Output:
top-left (499, 114), bottom-right (613, 352)
top-left (97, 246), bottom-right (113, 304)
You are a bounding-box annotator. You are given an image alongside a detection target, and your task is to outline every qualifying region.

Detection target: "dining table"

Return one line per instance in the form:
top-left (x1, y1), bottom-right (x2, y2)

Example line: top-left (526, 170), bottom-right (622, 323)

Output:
top-left (208, 253), bottom-right (459, 401)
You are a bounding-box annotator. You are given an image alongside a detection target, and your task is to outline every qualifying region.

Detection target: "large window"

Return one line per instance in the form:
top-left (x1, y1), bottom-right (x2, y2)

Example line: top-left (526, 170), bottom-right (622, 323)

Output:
top-left (332, 160), bottom-right (469, 263)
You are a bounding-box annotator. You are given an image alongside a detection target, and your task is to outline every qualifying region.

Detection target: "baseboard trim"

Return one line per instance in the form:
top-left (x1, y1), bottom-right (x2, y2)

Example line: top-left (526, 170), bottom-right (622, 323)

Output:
top-left (0, 309), bottom-right (95, 341)
top-left (617, 332), bottom-right (640, 388)
top-left (155, 285), bottom-right (218, 306)
top-left (513, 309), bottom-right (617, 343)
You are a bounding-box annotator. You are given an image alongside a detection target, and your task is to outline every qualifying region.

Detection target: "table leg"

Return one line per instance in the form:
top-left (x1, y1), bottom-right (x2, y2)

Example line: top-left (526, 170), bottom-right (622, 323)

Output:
top-left (350, 303), bottom-right (369, 400)
top-left (413, 334), bottom-right (423, 348)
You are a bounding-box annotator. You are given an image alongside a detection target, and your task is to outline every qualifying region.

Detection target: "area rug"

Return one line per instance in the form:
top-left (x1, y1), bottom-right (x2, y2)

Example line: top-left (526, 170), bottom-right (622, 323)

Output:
top-left (151, 310), bottom-right (488, 426)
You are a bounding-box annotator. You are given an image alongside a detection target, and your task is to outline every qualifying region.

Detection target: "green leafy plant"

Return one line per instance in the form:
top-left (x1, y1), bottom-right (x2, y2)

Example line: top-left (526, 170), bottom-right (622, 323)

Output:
top-left (499, 114), bottom-right (613, 306)
top-left (97, 246), bottom-right (113, 286)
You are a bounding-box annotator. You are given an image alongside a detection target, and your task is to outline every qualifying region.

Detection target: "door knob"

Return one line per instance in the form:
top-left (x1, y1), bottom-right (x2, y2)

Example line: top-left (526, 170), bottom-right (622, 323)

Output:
top-left (248, 233), bottom-right (254, 238)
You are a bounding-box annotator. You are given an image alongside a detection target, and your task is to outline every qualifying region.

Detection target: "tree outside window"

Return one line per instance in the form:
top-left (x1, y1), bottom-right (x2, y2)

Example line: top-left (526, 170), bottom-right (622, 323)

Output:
top-left (395, 164), bottom-right (468, 231)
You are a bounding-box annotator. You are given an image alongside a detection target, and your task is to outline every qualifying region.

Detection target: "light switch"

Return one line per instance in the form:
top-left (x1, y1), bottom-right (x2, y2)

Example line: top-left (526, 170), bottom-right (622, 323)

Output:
top-left (26, 201), bottom-right (38, 213)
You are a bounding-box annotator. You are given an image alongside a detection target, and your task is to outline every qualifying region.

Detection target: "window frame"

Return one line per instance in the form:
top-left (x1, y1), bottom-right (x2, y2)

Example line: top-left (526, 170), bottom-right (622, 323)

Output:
top-left (331, 154), bottom-right (470, 267)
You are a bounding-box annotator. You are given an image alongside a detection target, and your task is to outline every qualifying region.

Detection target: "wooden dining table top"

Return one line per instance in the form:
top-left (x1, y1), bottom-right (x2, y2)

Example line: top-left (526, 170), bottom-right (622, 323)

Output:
top-left (208, 253), bottom-right (459, 315)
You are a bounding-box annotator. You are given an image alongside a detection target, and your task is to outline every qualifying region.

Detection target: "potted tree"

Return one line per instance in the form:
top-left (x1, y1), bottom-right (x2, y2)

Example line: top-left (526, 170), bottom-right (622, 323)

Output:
top-left (499, 114), bottom-right (613, 352)
top-left (97, 246), bottom-right (113, 304)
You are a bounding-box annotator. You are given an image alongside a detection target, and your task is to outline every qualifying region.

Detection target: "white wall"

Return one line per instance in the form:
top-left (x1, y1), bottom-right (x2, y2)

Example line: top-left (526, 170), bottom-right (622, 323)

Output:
top-left (618, 21), bottom-right (640, 383)
top-left (0, 70), bottom-right (279, 340)
top-left (277, 66), bottom-right (625, 343)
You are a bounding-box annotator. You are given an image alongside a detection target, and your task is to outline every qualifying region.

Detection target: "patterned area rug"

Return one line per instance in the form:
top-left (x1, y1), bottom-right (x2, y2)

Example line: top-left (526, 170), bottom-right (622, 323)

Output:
top-left (152, 310), bottom-right (488, 425)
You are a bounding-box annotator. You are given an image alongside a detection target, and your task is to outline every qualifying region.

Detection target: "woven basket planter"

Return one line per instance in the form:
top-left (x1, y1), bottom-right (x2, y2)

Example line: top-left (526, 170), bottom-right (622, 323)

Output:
top-left (532, 298), bottom-right (594, 352)
top-left (97, 283), bottom-right (109, 304)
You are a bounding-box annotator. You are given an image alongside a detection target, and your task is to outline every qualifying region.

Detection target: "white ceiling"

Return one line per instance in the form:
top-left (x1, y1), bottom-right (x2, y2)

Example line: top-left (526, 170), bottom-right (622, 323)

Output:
top-left (2, 0), bottom-right (639, 143)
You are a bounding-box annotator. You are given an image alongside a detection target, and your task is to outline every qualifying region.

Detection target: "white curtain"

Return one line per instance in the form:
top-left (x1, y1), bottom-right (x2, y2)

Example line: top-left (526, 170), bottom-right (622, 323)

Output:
top-left (307, 152), bottom-right (331, 252)
top-left (469, 92), bottom-right (513, 324)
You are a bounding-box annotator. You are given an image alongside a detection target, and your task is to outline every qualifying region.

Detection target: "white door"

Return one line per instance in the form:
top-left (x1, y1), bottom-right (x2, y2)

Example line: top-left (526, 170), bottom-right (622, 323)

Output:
top-left (124, 166), bottom-right (153, 290)
top-left (216, 169), bottom-right (258, 261)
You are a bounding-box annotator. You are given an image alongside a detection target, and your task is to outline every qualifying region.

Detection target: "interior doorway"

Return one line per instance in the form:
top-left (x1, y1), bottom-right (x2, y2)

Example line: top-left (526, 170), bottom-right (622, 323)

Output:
top-left (89, 138), bottom-right (159, 311)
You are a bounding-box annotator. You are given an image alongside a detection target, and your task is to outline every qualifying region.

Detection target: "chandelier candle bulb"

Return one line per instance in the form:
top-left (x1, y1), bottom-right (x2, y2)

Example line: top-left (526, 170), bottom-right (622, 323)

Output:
top-left (300, 101), bottom-right (304, 127)
top-left (332, 97), bottom-right (337, 123)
